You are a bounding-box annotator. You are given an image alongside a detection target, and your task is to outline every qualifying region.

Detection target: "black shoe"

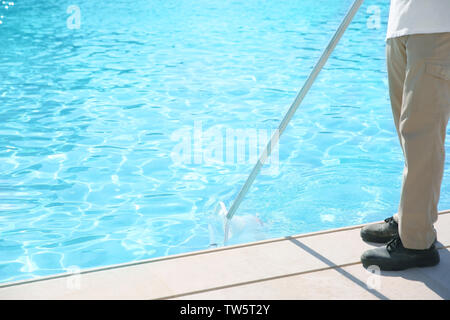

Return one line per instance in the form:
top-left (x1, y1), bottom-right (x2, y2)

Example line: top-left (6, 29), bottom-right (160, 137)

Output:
top-left (361, 236), bottom-right (440, 271)
top-left (360, 217), bottom-right (398, 243)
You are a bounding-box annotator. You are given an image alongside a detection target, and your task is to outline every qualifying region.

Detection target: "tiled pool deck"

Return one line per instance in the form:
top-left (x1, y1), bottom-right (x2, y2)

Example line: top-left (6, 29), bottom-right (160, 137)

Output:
top-left (1, 211), bottom-right (450, 300)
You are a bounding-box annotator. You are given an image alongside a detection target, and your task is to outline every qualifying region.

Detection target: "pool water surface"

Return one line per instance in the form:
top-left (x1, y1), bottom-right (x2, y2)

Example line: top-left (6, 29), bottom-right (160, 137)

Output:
top-left (2, 0), bottom-right (450, 283)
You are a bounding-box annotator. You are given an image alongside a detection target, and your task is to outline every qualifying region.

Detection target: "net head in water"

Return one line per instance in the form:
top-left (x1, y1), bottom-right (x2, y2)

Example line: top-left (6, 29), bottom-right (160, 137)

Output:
top-left (208, 202), bottom-right (265, 247)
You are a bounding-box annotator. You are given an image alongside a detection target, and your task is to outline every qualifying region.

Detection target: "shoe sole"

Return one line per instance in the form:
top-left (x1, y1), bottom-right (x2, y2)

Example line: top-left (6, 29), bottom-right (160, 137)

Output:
top-left (362, 254), bottom-right (440, 271)
top-left (360, 230), bottom-right (398, 244)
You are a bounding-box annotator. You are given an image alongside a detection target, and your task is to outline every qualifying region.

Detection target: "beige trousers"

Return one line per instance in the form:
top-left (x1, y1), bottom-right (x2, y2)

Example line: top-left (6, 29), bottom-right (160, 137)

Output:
top-left (388, 33), bottom-right (450, 249)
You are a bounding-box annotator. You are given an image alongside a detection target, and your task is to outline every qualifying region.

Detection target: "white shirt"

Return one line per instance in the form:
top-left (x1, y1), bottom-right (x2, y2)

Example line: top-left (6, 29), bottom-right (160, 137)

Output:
top-left (387, 0), bottom-right (450, 39)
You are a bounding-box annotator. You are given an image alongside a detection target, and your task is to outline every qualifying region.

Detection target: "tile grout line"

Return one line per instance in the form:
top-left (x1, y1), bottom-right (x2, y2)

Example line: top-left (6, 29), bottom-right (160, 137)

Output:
top-left (155, 244), bottom-right (450, 300)
top-left (156, 261), bottom-right (363, 300)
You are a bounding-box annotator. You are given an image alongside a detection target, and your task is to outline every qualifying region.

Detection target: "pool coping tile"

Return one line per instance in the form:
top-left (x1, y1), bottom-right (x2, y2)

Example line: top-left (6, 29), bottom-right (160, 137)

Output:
top-left (1, 210), bottom-right (449, 300)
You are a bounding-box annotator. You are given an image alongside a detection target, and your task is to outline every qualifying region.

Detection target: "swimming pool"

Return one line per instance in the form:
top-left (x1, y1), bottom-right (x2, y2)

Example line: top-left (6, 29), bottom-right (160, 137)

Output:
top-left (2, 0), bottom-right (450, 284)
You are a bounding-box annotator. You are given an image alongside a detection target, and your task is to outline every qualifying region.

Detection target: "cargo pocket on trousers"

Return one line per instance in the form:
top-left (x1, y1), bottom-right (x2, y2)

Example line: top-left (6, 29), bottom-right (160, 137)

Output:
top-left (426, 62), bottom-right (450, 81)
top-left (425, 62), bottom-right (450, 116)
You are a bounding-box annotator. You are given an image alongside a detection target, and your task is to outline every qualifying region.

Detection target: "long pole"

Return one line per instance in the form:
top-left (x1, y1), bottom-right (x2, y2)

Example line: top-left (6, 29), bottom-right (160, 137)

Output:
top-left (224, 0), bottom-right (364, 243)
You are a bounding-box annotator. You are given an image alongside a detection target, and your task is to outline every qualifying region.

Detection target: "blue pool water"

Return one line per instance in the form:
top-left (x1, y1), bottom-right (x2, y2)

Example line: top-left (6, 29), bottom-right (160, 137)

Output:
top-left (2, 0), bottom-right (450, 283)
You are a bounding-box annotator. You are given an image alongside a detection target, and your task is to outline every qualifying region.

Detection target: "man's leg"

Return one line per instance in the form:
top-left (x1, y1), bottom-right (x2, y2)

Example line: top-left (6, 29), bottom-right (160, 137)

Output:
top-left (397, 32), bottom-right (450, 250)
top-left (359, 36), bottom-right (406, 243)
top-left (386, 35), bottom-right (406, 226)
top-left (387, 36), bottom-right (407, 147)
top-left (361, 33), bottom-right (450, 270)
